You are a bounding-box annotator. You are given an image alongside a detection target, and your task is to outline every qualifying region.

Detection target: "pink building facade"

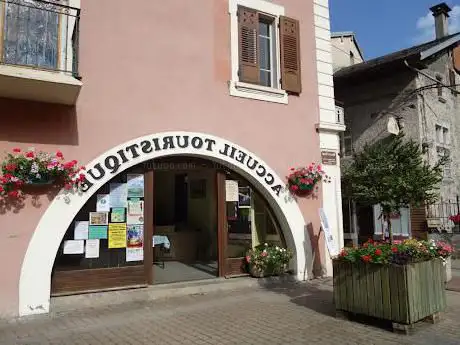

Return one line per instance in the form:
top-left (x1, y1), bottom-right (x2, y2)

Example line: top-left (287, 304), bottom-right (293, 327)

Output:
top-left (0, 0), bottom-right (344, 318)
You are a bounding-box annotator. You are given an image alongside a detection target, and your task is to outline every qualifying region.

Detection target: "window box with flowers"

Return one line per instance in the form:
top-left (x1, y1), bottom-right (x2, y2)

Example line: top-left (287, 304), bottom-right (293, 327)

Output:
top-left (334, 239), bottom-right (453, 331)
top-left (0, 147), bottom-right (86, 200)
top-left (286, 163), bottom-right (329, 197)
top-left (245, 243), bottom-right (293, 278)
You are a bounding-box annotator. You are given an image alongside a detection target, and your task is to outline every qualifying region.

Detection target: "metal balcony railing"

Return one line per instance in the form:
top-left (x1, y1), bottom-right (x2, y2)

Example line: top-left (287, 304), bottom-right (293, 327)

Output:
top-left (0, 0), bottom-right (80, 77)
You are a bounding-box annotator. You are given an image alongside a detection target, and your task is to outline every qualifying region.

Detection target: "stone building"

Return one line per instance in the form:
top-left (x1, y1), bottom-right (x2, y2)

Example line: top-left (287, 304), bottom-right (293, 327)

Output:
top-left (334, 3), bottom-right (460, 244)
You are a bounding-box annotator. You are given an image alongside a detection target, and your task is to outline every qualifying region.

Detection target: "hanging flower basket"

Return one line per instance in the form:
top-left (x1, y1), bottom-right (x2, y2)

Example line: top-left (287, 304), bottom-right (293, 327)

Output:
top-left (286, 163), bottom-right (329, 196)
top-left (449, 214), bottom-right (460, 225)
top-left (0, 147), bottom-right (86, 199)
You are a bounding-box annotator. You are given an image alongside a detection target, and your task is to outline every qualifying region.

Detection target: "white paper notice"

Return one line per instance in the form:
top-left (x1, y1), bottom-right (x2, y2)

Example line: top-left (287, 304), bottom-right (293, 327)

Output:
top-left (63, 240), bottom-right (84, 254)
top-left (74, 221), bottom-right (89, 240)
top-left (225, 180), bottom-right (239, 202)
top-left (85, 239), bottom-right (100, 258)
top-left (126, 247), bottom-right (143, 262)
top-left (96, 194), bottom-right (110, 212)
top-left (319, 208), bottom-right (339, 257)
top-left (110, 183), bottom-right (128, 208)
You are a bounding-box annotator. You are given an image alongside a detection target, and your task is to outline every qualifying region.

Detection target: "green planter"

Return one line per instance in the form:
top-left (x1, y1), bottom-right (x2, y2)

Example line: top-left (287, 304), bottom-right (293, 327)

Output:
top-left (333, 259), bottom-right (446, 325)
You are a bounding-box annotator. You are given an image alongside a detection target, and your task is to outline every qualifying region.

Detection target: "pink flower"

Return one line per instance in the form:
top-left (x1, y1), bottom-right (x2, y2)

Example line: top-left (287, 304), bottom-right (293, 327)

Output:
top-left (56, 151), bottom-right (64, 159)
top-left (12, 148), bottom-right (21, 153)
top-left (245, 255), bottom-right (251, 263)
top-left (8, 190), bottom-right (19, 198)
top-left (25, 151), bottom-right (35, 159)
top-left (261, 251), bottom-right (268, 257)
top-left (64, 183), bottom-right (73, 190)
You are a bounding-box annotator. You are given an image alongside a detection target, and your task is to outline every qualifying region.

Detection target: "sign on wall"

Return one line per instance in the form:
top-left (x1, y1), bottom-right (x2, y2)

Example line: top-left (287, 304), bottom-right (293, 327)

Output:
top-left (321, 151), bottom-right (337, 166)
top-left (319, 208), bottom-right (338, 257)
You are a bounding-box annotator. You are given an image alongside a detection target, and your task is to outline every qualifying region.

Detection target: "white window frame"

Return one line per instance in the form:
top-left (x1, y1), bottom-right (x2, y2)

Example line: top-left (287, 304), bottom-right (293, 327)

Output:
top-left (228, 0), bottom-right (288, 104)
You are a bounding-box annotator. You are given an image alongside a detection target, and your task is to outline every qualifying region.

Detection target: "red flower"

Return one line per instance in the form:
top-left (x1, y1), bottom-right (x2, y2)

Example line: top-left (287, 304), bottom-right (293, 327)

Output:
top-left (3, 173), bottom-right (12, 180)
top-left (374, 249), bottom-right (382, 256)
top-left (8, 190), bottom-right (19, 198)
top-left (290, 167), bottom-right (295, 171)
top-left (391, 246), bottom-right (398, 253)
top-left (79, 173), bottom-right (86, 181)
top-left (361, 255), bottom-right (372, 263)
top-left (15, 180), bottom-right (23, 187)
top-left (12, 148), bottom-right (21, 153)
top-left (79, 166), bottom-right (86, 170)
top-left (56, 150), bottom-right (64, 159)
top-left (0, 185), bottom-right (3, 192)
top-left (64, 183), bottom-right (73, 190)
top-left (339, 249), bottom-right (347, 257)
top-left (25, 152), bottom-right (34, 158)
top-left (290, 185), bottom-right (299, 191)
top-left (5, 163), bottom-right (16, 172)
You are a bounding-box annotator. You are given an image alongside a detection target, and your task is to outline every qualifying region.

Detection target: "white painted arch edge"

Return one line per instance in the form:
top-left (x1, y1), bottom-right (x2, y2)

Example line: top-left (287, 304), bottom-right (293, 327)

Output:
top-left (19, 131), bottom-right (309, 316)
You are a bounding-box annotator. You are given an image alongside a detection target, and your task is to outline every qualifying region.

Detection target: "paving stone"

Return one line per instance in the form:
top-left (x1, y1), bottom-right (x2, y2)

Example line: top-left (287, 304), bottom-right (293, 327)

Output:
top-left (1, 280), bottom-right (460, 344)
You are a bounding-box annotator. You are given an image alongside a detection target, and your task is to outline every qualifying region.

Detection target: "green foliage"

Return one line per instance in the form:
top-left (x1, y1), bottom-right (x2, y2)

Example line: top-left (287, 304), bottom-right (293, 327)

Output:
top-left (342, 133), bottom-right (446, 215)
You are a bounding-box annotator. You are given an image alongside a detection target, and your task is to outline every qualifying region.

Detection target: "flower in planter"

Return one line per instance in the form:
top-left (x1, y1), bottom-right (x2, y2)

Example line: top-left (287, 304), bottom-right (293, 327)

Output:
top-left (0, 147), bottom-right (86, 199)
top-left (246, 243), bottom-right (293, 277)
top-left (286, 163), bottom-right (330, 197)
top-left (336, 238), bottom-right (454, 265)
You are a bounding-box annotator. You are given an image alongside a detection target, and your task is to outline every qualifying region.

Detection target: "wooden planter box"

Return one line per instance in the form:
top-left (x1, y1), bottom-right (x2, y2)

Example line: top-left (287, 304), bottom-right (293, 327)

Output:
top-left (333, 259), bottom-right (446, 327)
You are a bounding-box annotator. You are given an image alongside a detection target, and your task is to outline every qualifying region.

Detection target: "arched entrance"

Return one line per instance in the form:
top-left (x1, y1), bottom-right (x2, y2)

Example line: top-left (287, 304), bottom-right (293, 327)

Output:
top-left (19, 132), bottom-right (309, 316)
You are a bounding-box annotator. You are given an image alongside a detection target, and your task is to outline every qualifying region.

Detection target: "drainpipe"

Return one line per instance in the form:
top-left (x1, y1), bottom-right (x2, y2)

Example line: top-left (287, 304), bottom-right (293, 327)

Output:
top-left (404, 59), bottom-right (459, 95)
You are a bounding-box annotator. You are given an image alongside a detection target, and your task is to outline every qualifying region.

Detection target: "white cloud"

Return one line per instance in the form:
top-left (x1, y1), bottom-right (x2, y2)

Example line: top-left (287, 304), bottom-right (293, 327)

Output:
top-left (414, 5), bottom-right (460, 43)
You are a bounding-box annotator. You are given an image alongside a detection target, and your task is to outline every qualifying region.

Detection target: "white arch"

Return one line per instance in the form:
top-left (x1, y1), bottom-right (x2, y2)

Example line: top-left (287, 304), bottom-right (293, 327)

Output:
top-left (19, 132), bottom-right (311, 316)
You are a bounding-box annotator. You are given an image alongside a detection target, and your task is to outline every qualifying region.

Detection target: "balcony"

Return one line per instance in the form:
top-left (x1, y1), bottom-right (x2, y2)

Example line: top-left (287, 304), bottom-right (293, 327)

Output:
top-left (0, 0), bottom-right (81, 105)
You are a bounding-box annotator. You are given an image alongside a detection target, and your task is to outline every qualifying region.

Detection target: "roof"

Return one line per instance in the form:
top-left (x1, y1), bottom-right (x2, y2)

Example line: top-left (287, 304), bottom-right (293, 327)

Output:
top-left (331, 31), bottom-right (365, 61)
top-left (331, 31), bottom-right (355, 38)
top-left (334, 32), bottom-right (460, 80)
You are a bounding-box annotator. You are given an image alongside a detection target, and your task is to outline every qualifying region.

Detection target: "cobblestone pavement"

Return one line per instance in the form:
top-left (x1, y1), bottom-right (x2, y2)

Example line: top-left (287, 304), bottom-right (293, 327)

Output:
top-left (1, 280), bottom-right (460, 345)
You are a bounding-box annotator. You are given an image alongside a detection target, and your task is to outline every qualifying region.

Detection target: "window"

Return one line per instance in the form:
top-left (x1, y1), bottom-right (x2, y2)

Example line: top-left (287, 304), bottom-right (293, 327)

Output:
top-left (229, 0), bottom-right (301, 104)
top-left (436, 74), bottom-right (444, 98)
top-left (449, 69), bottom-right (457, 96)
top-left (437, 147), bottom-right (451, 178)
top-left (3, 0), bottom-right (59, 70)
top-left (340, 122), bottom-right (352, 156)
top-left (435, 124), bottom-right (449, 146)
top-left (258, 16), bottom-right (277, 87)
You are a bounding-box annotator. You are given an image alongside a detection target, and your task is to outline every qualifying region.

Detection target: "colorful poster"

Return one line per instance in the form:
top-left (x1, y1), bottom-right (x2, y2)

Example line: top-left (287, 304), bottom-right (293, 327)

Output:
top-left (127, 199), bottom-right (144, 224)
top-left (111, 208), bottom-right (126, 223)
top-left (63, 240), bottom-right (84, 254)
top-left (127, 224), bottom-right (143, 248)
top-left (110, 183), bottom-right (128, 208)
top-left (225, 180), bottom-right (239, 202)
top-left (126, 248), bottom-right (143, 262)
top-left (89, 212), bottom-right (108, 225)
top-left (89, 225), bottom-right (108, 239)
top-left (96, 194), bottom-right (110, 212)
top-left (74, 221), bottom-right (89, 240)
top-left (127, 174), bottom-right (144, 198)
top-left (108, 223), bottom-right (127, 248)
top-left (85, 239), bottom-right (100, 258)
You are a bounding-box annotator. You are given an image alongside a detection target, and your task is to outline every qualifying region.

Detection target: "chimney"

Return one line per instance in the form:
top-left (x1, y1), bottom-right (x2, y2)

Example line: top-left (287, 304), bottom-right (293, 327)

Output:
top-left (430, 2), bottom-right (451, 39)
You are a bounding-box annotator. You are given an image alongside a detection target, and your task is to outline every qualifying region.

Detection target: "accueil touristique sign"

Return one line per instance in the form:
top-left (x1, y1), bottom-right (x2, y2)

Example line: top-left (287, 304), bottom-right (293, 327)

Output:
top-left (80, 135), bottom-right (284, 197)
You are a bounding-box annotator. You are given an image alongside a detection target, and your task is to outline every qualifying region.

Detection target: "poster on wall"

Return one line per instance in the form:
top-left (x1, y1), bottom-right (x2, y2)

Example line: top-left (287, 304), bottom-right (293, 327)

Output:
top-left (225, 180), bottom-right (239, 202)
top-left (238, 186), bottom-right (251, 208)
top-left (85, 239), bottom-right (100, 258)
top-left (108, 223), bottom-right (127, 248)
top-left (63, 240), bottom-right (84, 254)
top-left (96, 194), bottom-right (110, 212)
top-left (126, 224), bottom-right (144, 262)
top-left (319, 208), bottom-right (338, 257)
top-left (127, 174), bottom-right (144, 198)
top-left (88, 225), bottom-right (108, 239)
top-left (74, 221), bottom-right (89, 240)
top-left (127, 199), bottom-right (144, 224)
top-left (89, 212), bottom-right (108, 225)
top-left (111, 208), bottom-right (126, 223)
top-left (110, 183), bottom-right (128, 208)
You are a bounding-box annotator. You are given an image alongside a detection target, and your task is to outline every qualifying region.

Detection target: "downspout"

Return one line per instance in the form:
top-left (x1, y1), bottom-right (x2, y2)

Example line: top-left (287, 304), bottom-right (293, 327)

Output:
top-left (404, 59), bottom-right (459, 94)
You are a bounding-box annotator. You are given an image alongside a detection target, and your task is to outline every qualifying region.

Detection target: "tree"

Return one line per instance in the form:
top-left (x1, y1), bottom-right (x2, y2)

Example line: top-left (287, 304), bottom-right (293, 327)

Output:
top-left (342, 133), bottom-right (446, 243)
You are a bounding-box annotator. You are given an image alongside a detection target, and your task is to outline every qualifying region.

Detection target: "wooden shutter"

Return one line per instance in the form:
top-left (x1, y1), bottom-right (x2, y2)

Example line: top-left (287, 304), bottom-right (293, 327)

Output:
top-left (280, 16), bottom-right (301, 93)
top-left (238, 7), bottom-right (259, 84)
top-left (454, 45), bottom-right (460, 74)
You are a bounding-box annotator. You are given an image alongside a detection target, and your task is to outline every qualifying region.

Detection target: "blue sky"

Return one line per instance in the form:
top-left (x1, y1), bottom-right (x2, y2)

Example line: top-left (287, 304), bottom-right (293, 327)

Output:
top-left (330, 0), bottom-right (460, 60)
